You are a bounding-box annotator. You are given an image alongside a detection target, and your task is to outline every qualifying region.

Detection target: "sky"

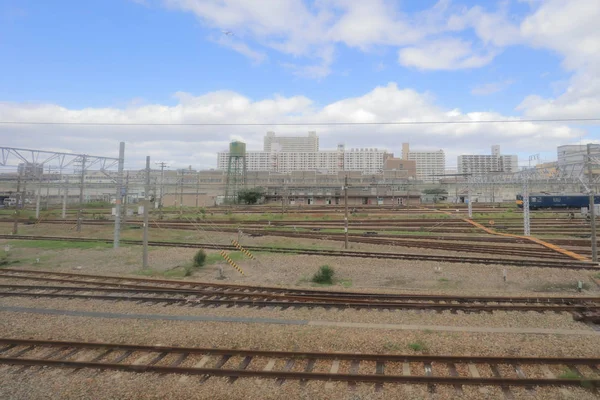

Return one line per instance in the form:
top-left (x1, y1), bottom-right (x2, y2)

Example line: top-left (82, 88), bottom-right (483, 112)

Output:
top-left (1, 0), bottom-right (599, 171)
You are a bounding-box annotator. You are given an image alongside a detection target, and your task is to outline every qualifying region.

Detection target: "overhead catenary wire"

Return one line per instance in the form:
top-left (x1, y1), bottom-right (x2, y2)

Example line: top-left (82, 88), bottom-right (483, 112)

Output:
top-left (0, 118), bottom-right (599, 126)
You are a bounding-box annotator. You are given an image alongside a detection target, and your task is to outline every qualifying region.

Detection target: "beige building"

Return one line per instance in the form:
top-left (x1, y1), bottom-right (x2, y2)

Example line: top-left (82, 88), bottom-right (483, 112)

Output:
top-left (264, 131), bottom-right (319, 152)
top-left (217, 147), bottom-right (390, 174)
top-left (457, 145), bottom-right (518, 175)
top-left (402, 143), bottom-right (445, 182)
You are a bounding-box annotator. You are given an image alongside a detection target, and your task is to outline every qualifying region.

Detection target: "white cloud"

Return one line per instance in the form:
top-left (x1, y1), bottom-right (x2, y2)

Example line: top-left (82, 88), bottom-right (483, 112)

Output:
top-left (213, 35), bottom-right (266, 64)
top-left (515, 0), bottom-right (600, 118)
top-left (398, 38), bottom-right (498, 70)
top-left (156, 0), bottom-right (523, 75)
top-left (520, 0), bottom-right (600, 71)
top-left (471, 80), bottom-right (515, 96)
top-left (0, 83), bottom-right (582, 169)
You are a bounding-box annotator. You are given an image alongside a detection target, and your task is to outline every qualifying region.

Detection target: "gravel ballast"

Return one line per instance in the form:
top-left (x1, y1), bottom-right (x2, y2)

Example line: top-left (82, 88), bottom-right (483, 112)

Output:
top-left (0, 297), bottom-right (593, 331)
top-left (2, 311), bottom-right (600, 400)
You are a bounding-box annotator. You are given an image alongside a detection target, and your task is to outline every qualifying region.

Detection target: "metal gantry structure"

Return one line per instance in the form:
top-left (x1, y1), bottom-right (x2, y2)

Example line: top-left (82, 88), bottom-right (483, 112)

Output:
top-left (0, 144), bottom-right (125, 248)
top-left (465, 157), bottom-right (600, 246)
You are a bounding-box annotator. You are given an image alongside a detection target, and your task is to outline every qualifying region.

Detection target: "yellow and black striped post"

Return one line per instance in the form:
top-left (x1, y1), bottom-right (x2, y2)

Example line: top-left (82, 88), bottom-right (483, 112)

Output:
top-left (219, 250), bottom-right (244, 275)
top-left (231, 240), bottom-right (256, 260)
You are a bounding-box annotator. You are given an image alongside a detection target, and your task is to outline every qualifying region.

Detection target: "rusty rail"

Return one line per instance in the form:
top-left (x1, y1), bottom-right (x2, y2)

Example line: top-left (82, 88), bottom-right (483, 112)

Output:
top-left (0, 235), bottom-right (598, 269)
top-left (1, 338), bottom-right (599, 388)
top-left (1, 284), bottom-right (598, 313)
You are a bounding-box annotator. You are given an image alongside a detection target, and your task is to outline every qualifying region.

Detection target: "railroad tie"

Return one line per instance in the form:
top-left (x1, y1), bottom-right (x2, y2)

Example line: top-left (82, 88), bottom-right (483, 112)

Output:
top-left (179, 354), bottom-right (211, 383)
top-left (540, 365), bottom-right (571, 396)
top-left (402, 362), bottom-right (413, 395)
top-left (219, 251), bottom-right (244, 275)
top-left (467, 363), bottom-right (488, 394)
top-left (325, 359), bottom-right (340, 389)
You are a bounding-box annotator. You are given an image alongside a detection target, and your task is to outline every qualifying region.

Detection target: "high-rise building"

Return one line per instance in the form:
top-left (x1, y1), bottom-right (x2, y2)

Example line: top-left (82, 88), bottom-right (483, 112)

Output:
top-left (217, 148), bottom-right (388, 174)
top-left (402, 143), bottom-right (445, 182)
top-left (491, 144), bottom-right (500, 156)
top-left (557, 144), bottom-right (600, 178)
top-left (457, 145), bottom-right (518, 175)
top-left (264, 131), bottom-right (319, 152)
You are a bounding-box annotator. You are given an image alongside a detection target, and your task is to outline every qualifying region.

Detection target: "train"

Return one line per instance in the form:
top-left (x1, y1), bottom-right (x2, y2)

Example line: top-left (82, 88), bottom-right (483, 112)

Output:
top-left (516, 194), bottom-right (600, 209)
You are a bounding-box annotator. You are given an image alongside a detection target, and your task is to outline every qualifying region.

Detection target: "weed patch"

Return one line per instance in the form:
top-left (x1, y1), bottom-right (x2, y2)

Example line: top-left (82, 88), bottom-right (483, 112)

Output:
top-left (383, 342), bottom-right (401, 352)
top-left (312, 265), bottom-right (334, 285)
top-left (408, 341), bottom-right (427, 352)
top-left (10, 240), bottom-right (112, 250)
top-left (559, 369), bottom-right (580, 380)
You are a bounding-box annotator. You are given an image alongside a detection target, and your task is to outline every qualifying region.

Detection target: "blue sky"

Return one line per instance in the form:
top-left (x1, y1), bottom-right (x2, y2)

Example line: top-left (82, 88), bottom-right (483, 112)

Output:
top-left (1, 0), bottom-right (599, 169)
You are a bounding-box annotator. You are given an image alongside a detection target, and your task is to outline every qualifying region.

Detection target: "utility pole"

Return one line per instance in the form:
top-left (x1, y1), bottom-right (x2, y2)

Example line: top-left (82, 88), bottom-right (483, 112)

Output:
top-left (195, 172), bottom-right (200, 209)
top-left (588, 143), bottom-right (598, 262)
top-left (281, 179), bottom-right (286, 215)
top-left (155, 162), bottom-right (168, 217)
top-left (76, 155), bottom-right (87, 232)
top-left (179, 170), bottom-right (184, 213)
top-left (35, 174), bottom-right (42, 219)
top-left (12, 169), bottom-right (22, 235)
top-left (122, 171), bottom-right (129, 225)
top-left (143, 156), bottom-right (150, 269)
top-left (344, 175), bottom-right (349, 249)
top-left (113, 142), bottom-right (125, 249)
top-left (467, 182), bottom-right (473, 218)
top-left (45, 165), bottom-right (51, 211)
top-left (522, 181), bottom-right (530, 236)
top-left (62, 180), bottom-right (68, 219)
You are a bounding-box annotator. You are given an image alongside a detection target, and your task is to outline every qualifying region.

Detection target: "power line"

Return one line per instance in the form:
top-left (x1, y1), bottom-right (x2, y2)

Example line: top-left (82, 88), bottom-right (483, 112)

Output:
top-left (0, 118), bottom-right (599, 126)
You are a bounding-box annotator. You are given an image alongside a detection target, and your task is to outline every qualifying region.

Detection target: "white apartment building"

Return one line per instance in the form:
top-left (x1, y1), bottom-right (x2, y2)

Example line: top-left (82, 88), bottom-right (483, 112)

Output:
top-left (557, 144), bottom-right (600, 177)
top-left (217, 148), bottom-right (387, 174)
top-left (264, 131), bottom-right (319, 152)
top-left (402, 143), bottom-right (445, 182)
top-left (457, 145), bottom-right (518, 175)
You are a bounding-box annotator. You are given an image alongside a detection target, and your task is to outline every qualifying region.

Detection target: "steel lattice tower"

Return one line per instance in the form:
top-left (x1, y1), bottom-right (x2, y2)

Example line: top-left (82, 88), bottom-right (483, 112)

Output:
top-left (224, 141), bottom-right (247, 203)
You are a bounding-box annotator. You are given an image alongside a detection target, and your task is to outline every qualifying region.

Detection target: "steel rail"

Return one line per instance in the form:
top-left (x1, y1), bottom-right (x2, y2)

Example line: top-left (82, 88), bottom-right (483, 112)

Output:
top-left (1, 235), bottom-right (597, 268)
top-left (2, 269), bottom-right (600, 303)
top-left (2, 358), bottom-right (599, 386)
top-left (1, 282), bottom-right (598, 305)
top-left (2, 289), bottom-right (598, 313)
top-left (2, 338), bottom-right (599, 363)
top-left (1, 338), bottom-right (599, 387)
top-left (4, 221), bottom-right (571, 260)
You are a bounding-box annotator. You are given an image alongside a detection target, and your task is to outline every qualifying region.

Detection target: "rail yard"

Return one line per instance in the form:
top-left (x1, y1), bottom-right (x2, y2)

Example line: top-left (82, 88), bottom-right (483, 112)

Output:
top-left (1, 203), bottom-right (600, 399)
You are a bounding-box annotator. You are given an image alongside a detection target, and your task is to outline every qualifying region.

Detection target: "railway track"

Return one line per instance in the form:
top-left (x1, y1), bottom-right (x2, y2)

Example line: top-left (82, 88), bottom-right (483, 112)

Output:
top-left (0, 220), bottom-right (581, 260)
top-left (1, 234), bottom-right (598, 269)
top-left (1, 284), bottom-right (599, 316)
top-left (1, 269), bottom-right (599, 321)
top-left (1, 338), bottom-right (599, 391)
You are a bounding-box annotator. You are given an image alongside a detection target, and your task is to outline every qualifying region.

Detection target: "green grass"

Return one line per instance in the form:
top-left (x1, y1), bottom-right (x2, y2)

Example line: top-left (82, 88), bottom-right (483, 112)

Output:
top-left (594, 273), bottom-right (600, 279)
top-left (559, 369), bottom-right (580, 380)
top-left (532, 281), bottom-right (590, 292)
top-left (438, 277), bottom-right (450, 282)
top-left (312, 265), bottom-right (334, 285)
top-left (0, 253), bottom-right (21, 268)
top-left (9, 240), bottom-right (113, 250)
top-left (383, 342), bottom-right (401, 352)
top-left (205, 251), bottom-right (245, 265)
top-left (339, 279), bottom-right (353, 288)
top-left (408, 341), bottom-right (427, 352)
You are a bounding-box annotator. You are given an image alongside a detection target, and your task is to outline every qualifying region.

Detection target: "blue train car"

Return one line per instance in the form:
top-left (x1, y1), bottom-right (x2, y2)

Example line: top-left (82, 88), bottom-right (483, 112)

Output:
top-left (516, 194), bottom-right (600, 209)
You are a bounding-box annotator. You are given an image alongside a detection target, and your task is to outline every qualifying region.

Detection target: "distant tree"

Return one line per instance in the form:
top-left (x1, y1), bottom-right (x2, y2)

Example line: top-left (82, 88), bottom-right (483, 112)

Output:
top-left (422, 187), bottom-right (448, 195)
top-left (238, 187), bottom-right (265, 205)
top-left (422, 187), bottom-right (448, 203)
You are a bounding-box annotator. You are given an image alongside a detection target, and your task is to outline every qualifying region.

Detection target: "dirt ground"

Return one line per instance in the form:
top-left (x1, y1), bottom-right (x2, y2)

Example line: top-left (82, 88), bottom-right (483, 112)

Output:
top-left (1, 220), bottom-right (599, 400)
top-left (1, 236), bottom-right (598, 295)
